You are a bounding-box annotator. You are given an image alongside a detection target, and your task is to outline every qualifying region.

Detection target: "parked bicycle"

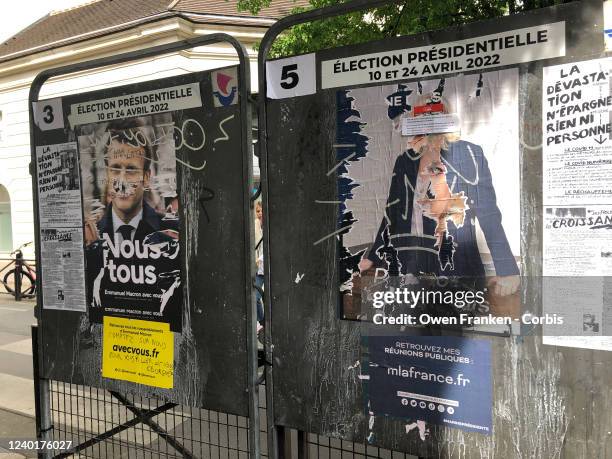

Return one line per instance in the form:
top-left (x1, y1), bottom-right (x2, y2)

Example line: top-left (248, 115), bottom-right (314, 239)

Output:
top-left (0, 241), bottom-right (36, 300)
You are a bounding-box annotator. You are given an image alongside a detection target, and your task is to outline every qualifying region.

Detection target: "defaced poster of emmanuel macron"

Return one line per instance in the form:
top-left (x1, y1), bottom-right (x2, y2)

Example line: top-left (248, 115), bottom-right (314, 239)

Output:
top-left (337, 70), bottom-right (521, 320)
top-left (79, 116), bottom-right (182, 331)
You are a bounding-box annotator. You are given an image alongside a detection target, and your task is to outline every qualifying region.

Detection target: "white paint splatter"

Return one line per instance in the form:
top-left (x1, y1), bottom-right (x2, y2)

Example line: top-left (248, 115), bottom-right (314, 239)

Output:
top-left (312, 226), bottom-right (348, 246)
top-left (406, 420), bottom-right (429, 441)
top-left (213, 114), bottom-right (235, 144)
top-left (92, 265), bottom-right (104, 308)
top-left (327, 152), bottom-right (356, 176)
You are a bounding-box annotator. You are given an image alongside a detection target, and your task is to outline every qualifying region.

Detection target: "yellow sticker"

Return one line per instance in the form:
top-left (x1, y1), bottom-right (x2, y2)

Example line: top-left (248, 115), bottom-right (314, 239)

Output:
top-left (102, 316), bottom-right (174, 389)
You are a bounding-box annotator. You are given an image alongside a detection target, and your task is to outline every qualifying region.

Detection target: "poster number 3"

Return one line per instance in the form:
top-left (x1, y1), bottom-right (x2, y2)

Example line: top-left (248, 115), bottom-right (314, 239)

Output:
top-left (42, 105), bottom-right (55, 124)
top-left (266, 54), bottom-right (316, 99)
top-left (33, 98), bottom-right (65, 131)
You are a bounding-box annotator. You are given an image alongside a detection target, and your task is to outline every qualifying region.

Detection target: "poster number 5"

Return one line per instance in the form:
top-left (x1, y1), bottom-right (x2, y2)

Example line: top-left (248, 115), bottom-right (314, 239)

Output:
top-left (266, 54), bottom-right (316, 99)
top-left (280, 64), bottom-right (300, 89)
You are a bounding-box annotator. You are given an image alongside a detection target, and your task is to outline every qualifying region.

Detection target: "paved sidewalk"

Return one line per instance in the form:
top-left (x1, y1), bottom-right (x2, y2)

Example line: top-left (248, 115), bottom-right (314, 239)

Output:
top-left (0, 408), bottom-right (36, 458)
top-left (0, 296), bottom-right (36, 458)
top-left (0, 297), bottom-right (36, 421)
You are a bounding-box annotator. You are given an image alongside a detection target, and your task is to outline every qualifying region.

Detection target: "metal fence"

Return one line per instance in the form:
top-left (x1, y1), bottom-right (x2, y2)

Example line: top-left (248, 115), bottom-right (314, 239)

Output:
top-left (38, 380), bottom-right (418, 459)
top-left (284, 431), bottom-right (417, 459)
top-left (30, 324), bottom-right (262, 459)
top-left (31, 326), bottom-right (416, 459)
top-left (43, 381), bottom-right (265, 459)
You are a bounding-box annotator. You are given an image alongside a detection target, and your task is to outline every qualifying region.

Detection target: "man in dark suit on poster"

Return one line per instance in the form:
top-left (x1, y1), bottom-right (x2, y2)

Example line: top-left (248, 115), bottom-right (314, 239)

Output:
top-left (84, 120), bottom-right (178, 246)
top-left (83, 119), bottom-right (181, 329)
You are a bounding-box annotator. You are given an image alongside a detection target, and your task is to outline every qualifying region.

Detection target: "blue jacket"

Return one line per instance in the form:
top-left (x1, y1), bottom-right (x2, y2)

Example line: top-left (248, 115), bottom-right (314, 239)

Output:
top-left (366, 140), bottom-right (519, 278)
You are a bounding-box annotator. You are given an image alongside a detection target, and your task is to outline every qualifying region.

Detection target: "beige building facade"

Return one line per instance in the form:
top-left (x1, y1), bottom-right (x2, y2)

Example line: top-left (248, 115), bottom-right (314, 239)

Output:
top-left (0, 0), bottom-right (301, 256)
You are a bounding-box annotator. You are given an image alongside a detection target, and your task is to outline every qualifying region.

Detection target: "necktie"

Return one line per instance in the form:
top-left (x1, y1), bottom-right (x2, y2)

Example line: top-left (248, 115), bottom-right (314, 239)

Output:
top-left (117, 224), bottom-right (133, 242)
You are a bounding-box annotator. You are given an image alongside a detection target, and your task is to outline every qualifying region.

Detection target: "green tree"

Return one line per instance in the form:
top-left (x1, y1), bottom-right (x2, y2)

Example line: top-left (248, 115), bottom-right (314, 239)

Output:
top-left (237, 0), bottom-right (569, 57)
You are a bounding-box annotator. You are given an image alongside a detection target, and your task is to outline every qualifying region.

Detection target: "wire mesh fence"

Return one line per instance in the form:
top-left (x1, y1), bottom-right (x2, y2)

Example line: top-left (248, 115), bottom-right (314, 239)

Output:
top-left (45, 381), bottom-right (268, 459)
top-left (41, 380), bottom-right (418, 459)
top-left (302, 434), bottom-right (416, 459)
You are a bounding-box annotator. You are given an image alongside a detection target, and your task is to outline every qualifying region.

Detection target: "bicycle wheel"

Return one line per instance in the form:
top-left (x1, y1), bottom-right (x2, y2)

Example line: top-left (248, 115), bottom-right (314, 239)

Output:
top-left (3, 269), bottom-right (35, 296)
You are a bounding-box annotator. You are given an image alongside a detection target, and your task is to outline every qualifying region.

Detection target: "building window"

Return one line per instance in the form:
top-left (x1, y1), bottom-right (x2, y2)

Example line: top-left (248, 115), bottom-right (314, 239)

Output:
top-left (0, 185), bottom-right (12, 252)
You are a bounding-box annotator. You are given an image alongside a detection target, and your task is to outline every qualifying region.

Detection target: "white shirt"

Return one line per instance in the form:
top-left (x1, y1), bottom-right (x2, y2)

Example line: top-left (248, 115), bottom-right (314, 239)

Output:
top-left (257, 251), bottom-right (264, 276)
top-left (112, 208), bottom-right (143, 243)
top-left (411, 172), bottom-right (428, 236)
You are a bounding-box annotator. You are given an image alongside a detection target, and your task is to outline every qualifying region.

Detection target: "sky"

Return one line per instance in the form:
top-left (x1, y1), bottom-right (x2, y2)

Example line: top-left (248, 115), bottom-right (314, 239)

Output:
top-left (0, 0), bottom-right (90, 43)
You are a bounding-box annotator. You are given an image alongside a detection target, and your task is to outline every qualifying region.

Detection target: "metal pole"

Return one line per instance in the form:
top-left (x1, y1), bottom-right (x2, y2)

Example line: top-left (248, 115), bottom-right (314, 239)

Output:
top-left (29, 33), bottom-right (259, 458)
top-left (14, 252), bottom-right (22, 301)
top-left (297, 429), bottom-right (309, 459)
top-left (256, 1), bottom-right (404, 457)
top-left (276, 425), bottom-right (289, 459)
top-left (32, 325), bottom-right (52, 459)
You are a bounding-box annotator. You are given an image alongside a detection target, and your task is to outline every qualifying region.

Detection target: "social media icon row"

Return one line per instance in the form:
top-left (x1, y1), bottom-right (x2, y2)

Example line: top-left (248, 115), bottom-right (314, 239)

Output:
top-left (401, 398), bottom-right (454, 414)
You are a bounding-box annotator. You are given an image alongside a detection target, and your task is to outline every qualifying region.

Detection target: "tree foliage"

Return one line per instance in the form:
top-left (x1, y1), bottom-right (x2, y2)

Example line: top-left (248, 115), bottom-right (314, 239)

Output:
top-left (237, 0), bottom-right (570, 57)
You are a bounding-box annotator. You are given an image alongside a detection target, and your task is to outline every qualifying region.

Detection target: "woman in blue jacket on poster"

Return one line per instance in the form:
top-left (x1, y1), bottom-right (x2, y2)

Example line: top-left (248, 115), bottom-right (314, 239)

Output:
top-left (358, 87), bottom-right (519, 297)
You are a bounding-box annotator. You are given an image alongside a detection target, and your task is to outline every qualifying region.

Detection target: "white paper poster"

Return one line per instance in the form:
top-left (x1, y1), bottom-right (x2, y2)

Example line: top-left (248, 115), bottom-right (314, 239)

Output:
top-left (542, 57), bottom-right (612, 350)
top-left (36, 143), bottom-right (87, 311)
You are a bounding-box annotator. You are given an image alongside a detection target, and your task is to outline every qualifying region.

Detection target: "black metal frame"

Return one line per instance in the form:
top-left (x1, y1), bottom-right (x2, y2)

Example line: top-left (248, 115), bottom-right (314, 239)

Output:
top-left (256, 2), bottom-right (406, 457)
top-left (29, 34), bottom-right (260, 457)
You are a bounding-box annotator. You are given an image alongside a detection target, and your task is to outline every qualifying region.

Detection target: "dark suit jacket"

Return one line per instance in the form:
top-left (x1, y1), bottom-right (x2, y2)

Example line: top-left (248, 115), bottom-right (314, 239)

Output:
top-left (97, 201), bottom-right (178, 243)
top-left (366, 140), bottom-right (519, 278)
top-left (85, 200), bottom-right (181, 330)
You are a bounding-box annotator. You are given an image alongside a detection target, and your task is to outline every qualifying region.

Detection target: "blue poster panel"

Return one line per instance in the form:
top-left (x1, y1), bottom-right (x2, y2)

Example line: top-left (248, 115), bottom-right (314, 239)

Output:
top-left (366, 335), bottom-right (492, 434)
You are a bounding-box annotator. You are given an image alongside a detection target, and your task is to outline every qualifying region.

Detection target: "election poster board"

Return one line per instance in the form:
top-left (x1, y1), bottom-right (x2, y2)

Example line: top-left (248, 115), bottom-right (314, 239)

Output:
top-left (262, 2), bottom-right (606, 456)
top-left (32, 66), bottom-right (253, 415)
